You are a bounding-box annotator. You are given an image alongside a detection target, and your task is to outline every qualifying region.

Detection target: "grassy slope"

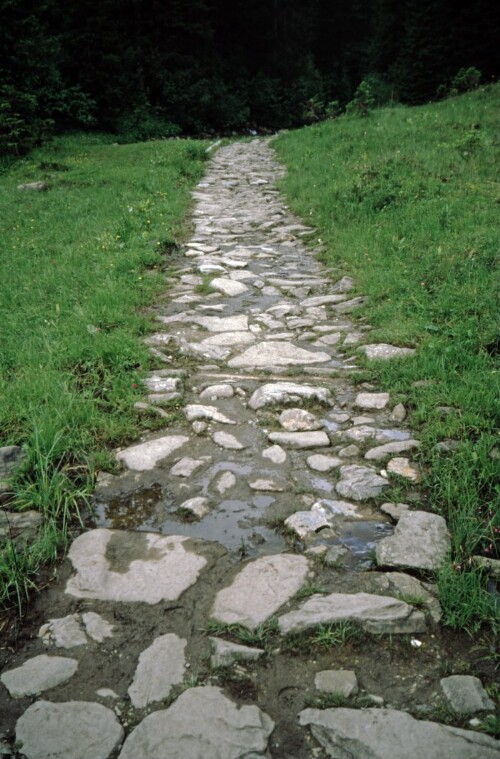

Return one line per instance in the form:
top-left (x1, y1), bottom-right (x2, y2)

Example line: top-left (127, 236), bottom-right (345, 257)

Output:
top-left (0, 134), bottom-right (207, 608)
top-left (275, 85), bottom-right (500, 631)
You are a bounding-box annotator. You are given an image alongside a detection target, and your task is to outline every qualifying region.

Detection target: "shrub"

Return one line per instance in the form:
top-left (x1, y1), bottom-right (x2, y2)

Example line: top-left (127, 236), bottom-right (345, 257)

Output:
top-left (451, 67), bottom-right (482, 95)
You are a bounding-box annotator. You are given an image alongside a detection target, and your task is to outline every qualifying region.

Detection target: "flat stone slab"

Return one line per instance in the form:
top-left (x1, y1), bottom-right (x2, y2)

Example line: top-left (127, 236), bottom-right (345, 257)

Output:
top-left (66, 529), bottom-right (207, 603)
top-left (285, 504), bottom-right (332, 538)
top-left (315, 670), bottom-right (358, 697)
top-left (170, 457), bottom-right (207, 477)
top-left (212, 554), bottom-right (309, 629)
top-left (307, 454), bottom-right (342, 472)
top-left (210, 277), bottom-right (249, 296)
top-left (228, 341), bottom-right (331, 368)
top-left (16, 700), bottom-right (124, 759)
top-left (82, 612), bottom-right (114, 643)
top-left (249, 382), bottom-right (332, 410)
top-left (278, 592), bottom-right (426, 635)
top-left (209, 638), bottom-right (264, 668)
top-left (184, 404), bottom-right (235, 424)
top-left (441, 675), bottom-right (495, 714)
top-left (268, 431), bottom-right (330, 449)
top-left (336, 465), bottom-right (388, 501)
top-left (298, 707), bottom-right (500, 759)
top-left (192, 315), bottom-right (249, 332)
top-left (1, 655), bottom-right (78, 697)
top-left (39, 614), bottom-right (87, 648)
top-left (117, 436), bottom-right (189, 471)
top-left (387, 456), bottom-right (421, 482)
top-left (177, 496), bottom-right (210, 518)
top-left (355, 392), bottom-right (390, 409)
top-left (212, 431), bottom-right (245, 450)
top-left (201, 331), bottom-right (256, 347)
top-left (128, 634), bottom-right (186, 708)
top-left (361, 344), bottom-right (416, 360)
top-left (279, 408), bottom-right (322, 431)
top-left (200, 383), bottom-right (235, 399)
top-left (118, 686), bottom-right (274, 759)
top-left (376, 510), bottom-right (450, 571)
top-left (262, 444), bottom-right (287, 463)
top-left (365, 440), bottom-right (420, 461)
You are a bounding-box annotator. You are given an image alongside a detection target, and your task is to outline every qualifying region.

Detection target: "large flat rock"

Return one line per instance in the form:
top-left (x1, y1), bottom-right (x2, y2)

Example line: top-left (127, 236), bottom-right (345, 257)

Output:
top-left (211, 554), bottom-right (309, 629)
top-left (16, 700), bottom-right (124, 759)
top-left (191, 315), bottom-right (249, 332)
top-left (299, 707), bottom-right (500, 759)
top-left (116, 436), bottom-right (189, 471)
top-left (228, 341), bottom-right (331, 368)
top-left (249, 382), bottom-right (332, 410)
top-left (336, 465), bottom-right (388, 501)
top-left (268, 431), bottom-right (330, 449)
top-left (440, 675), bottom-right (495, 714)
top-left (278, 592), bottom-right (426, 635)
top-left (376, 510), bottom-right (450, 571)
top-left (118, 686), bottom-right (274, 759)
top-left (1, 655), bottom-right (78, 698)
top-left (128, 634), bottom-right (186, 708)
top-left (66, 529), bottom-right (207, 603)
top-left (210, 277), bottom-right (249, 296)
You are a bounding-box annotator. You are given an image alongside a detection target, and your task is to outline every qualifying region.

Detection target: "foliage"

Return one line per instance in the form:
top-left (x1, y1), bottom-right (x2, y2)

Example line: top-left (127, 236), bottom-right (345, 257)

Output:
top-left (450, 66), bottom-right (482, 94)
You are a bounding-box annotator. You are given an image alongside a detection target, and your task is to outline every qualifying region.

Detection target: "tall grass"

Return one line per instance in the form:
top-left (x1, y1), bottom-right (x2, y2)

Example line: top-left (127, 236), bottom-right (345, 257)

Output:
top-left (0, 133), bottom-right (208, 611)
top-left (275, 85), bottom-right (500, 631)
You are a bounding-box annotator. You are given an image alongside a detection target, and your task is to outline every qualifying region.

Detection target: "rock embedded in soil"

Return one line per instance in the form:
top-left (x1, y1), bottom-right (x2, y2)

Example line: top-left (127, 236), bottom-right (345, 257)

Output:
top-left (440, 675), bottom-right (495, 714)
top-left (228, 341), bottom-right (331, 368)
top-left (361, 344), bottom-right (416, 361)
top-left (117, 686), bottom-right (274, 759)
top-left (262, 444), bottom-right (287, 463)
top-left (390, 403), bottom-right (407, 422)
top-left (248, 382), bottom-right (332, 410)
top-left (211, 554), bottom-right (309, 629)
top-left (307, 454), bottom-right (342, 472)
top-left (268, 431), bottom-right (330, 449)
top-left (39, 615), bottom-right (87, 649)
top-left (365, 440), bottom-right (420, 461)
top-left (16, 700), bottom-right (124, 759)
top-left (128, 634), bottom-right (186, 708)
top-left (278, 592), bottom-right (426, 635)
top-left (214, 470), bottom-right (237, 494)
top-left (380, 502), bottom-right (410, 521)
top-left (81, 612), bottom-right (114, 643)
top-left (0, 509), bottom-right (43, 544)
top-left (315, 670), bottom-right (358, 697)
top-left (285, 504), bottom-right (333, 538)
top-left (376, 511), bottom-right (451, 572)
top-left (191, 314), bottom-right (249, 332)
top-left (355, 392), bottom-right (390, 410)
top-left (335, 465), bottom-right (388, 501)
top-left (184, 405), bottom-right (235, 424)
top-left (200, 383), bottom-right (235, 400)
top-left (1, 655), bottom-right (78, 698)
top-left (116, 435), bottom-right (189, 471)
top-left (278, 408), bottom-right (322, 431)
top-left (170, 457), bottom-right (207, 477)
top-left (209, 638), bottom-right (265, 668)
top-left (209, 277), bottom-right (249, 296)
top-left (298, 707), bottom-right (500, 759)
top-left (387, 456), bottom-right (421, 482)
top-left (66, 529), bottom-right (207, 603)
top-left (212, 431), bottom-right (245, 450)
top-left (177, 496), bottom-right (210, 518)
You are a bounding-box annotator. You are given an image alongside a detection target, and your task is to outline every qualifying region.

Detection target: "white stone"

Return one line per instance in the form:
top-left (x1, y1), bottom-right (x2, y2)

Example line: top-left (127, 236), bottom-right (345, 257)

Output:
top-left (355, 392), bottom-right (390, 410)
top-left (248, 479), bottom-right (285, 492)
top-left (39, 615), bottom-right (87, 649)
top-left (365, 440), bottom-right (420, 461)
top-left (117, 436), bottom-right (189, 471)
top-left (362, 344), bottom-right (416, 360)
top-left (209, 638), bottom-right (264, 668)
top-left (128, 634), bottom-right (186, 708)
top-left (210, 277), bottom-right (249, 296)
top-left (307, 454), bottom-right (342, 472)
top-left (184, 405), bottom-right (235, 424)
top-left (199, 383), bottom-right (235, 400)
top-left (144, 376), bottom-right (180, 393)
top-left (315, 670), bottom-right (358, 697)
top-left (178, 497), bottom-right (210, 518)
top-left (279, 408), bottom-right (322, 431)
top-left (96, 688), bottom-right (119, 699)
top-left (170, 457), bottom-right (206, 477)
top-left (320, 499), bottom-right (360, 518)
top-left (16, 700), bottom-right (124, 759)
top-left (228, 342), bottom-right (331, 368)
top-left (249, 382), bottom-right (332, 410)
top-left (212, 431), bottom-right (245, 450)
top-left (118, 687), bottom-right (274, 759)
top-left (262, 445), bottom-right (287, 463)
top-left (66, 530), bottom-right (207, 604)
top-left (285, 505), bottom-right (332, 538)
top-left (201, 331), bottom-right (256, 347)
top-left (191, 315), bottom-right (249, 332)
top-left (214, 471), bottom-right (237, 494)
top-left (268, 431), bottom-right (330, 449)
top-left (376, 511), bottom-right (451, 571)
top-left (301, 295), bottom-right (348, 307)
top-left (212, 554), bottom-right (309, 629)
top-left (336, 465), bottom-right (388, 501)
top-left (1, 655), bottom-right (78, 698)
top-left (387, 457), bottom-right (421, 482)
top-left (82, 613), bottom-right (114, 643)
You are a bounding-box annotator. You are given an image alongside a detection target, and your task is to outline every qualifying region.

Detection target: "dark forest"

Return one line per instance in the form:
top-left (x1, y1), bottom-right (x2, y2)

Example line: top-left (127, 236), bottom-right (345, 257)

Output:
top-left (1, 0), bottom-right (499, 153)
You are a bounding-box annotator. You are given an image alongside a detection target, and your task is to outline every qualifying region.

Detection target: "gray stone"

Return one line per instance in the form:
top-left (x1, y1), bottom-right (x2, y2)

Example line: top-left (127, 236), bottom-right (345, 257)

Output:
top-left (390, 403), bottom-right (407, 422)
top-left (200, 383), bottom-right (235, 400)
top-left (307, 454), bottom-right (342, 472)
top-left (262, 445), bottom-right (287, 464)
top-left (192, 421), bottom-right (208, 435)
top-left (144, 376), bottom-right (180, 393)
top-left (1, 655), bottom-right (78, 697)
top-left (210, 277), bottom-right (249, 296)
top-left (66, 529), bottom-right (207, 603)
top-left (212, 554), bottom-right (309, 629)
top-left (440, 675), bottom-right (495, 714)
top-left (324, 545), bottom-right (349, 566)
top-left (248, 478), bottom-right (285, 492)
top-left (315, 670), bottom-right (358, 697)
top-left (214, 471), bottom-right (236, 494)
top-left (228, 342), bottom-right (331, 368)
top-left (0, 445), bottom-right (24, 478)
top-left (212, 431), bottom-right (245, 450)
top-left (16, 700), bottom-right (124, 759)
top-left (278, 408), bottom-right (322, 432)
top-left (380, 502), bottom-right (410, 521)
top-left (184, 405), bottom-right (235, 424)
top-left (278, 592), bottom-right (426, 635)
top-left (338, 444), bottom-right (360, 458)
top-left (355, 392), bottom-right (390, 410)
top-left (17, 181), bottom-right (48, 192)
top-left (362, 344), bottom-right (416, 360)
top-left (298, 707), bottom-right (500, 759)
top-left (201, 331), bottom-right (255, 347)
top-left (0, 509), bottom-right (43, 545)
top-left (336, 465), bottom-right (388, 501)
top-left (96, 688), bottom-right (119, 699)
top-left (387, 456), bottom-right (421, 482)
top-left (365, 440), bottom-right (420, 461)
top-left (117, 436), bottom-right (189, 471)
top-left (170, 457), bottom-right (206, 477)
top-left (81, 612), bottom-right (114, 643)
top-left (376, 511), bottom-right (450, 571)
top-left (118, 686), bottom-right (274, 759)
top-left (178, 497), bottom-right (210, 518)
top-left (370, 571), bottom-right (442, 623)
top-left (209, 637), bottom-right (264, 668)
top-left (249, 382), bottom-right (332, 410)
top-left (128, 634), bottom-right (186, 708)
top-left (471, 556), bottom-right (500, 579)
top-left (320, 499), bottom-right (360, 518)
top-left (191, 315), bottom-right (249, 332)
top-left (39, 615), bottom-right (87, 649)
top-left (268, 431), bottom-right (330, 449)
top-left (301, 295), bottom-right (348, 307)
top-left (285, 505), bottom-right (332, 538)
top-left (314, 332), bottom-right (342, 346)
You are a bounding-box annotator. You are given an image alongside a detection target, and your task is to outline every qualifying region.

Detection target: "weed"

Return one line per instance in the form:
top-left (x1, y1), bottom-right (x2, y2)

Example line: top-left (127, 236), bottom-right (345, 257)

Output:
top-left (480, 715), bottom-right (500, 738)
top-left (202, 618), bottom-right (278, 649)
top-left (295, 582), bottom-right (328, 600)
top-left (307, 692), bottom-right (375, 709)
top-left (193, 275), bottom-right (216, 295)
top-left (283, 621), bottom-right (361, 654)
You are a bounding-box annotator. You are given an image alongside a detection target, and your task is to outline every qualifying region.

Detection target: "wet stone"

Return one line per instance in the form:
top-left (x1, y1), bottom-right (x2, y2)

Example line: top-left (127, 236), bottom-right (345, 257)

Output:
top-left (268, 431), bottom-right (330, 449)
top-left (211, 554), bottom-right (309, 629)
top-left (128, 634), bottom-right (186, 708)
top-left (16, 700), bottom-right (124, 759)
top-left (214, 471), bottom-right (237, 495)
top-left (315, 670), bottom-right (358, 697)
top-left (249, 382), bottom-right (332, 410)
top-left (66, 529), bottom-right (207, 603)
top-left (209, 638), bottom-right (264, 668)
top-left (336, 465), bottom-right (389, 501)
top-left (298, 707), bottom-right (500, 759)
top-left (212, 431), bottom-right (245, 450)
top-left (117, 436), bottom-right (189, 471)
top-left (228, 341), bottom-right (331, 368)
top-left (285, 504), bottom-right (332, 539)
top-left (278, 408), bottom-right (322, 432)
top-left (118, 686), bottom-right (274, 759)
top-left (376, 510), bottom-right (450, 571)
top-left (262, 444), bottom-right (287, 464)
top-left (177, 496), bottom-right (210, 518)
top-left (170, 457), bottom-right (207, 477)
top-left (440, 675), bottom-right (495, 714)
top-left (248, 478), bottom-right (286, 492)
top-left (1, 655), bottom-right (78, 698)
top-left (380, 502), bottom-right (410, 521)
top-left (307, 454), bottom-right (342, 472)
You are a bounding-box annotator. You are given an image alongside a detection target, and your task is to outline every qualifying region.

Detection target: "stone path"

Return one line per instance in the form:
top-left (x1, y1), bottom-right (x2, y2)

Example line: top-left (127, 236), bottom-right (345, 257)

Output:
top-left (1, 140), bottom-right (499, 758)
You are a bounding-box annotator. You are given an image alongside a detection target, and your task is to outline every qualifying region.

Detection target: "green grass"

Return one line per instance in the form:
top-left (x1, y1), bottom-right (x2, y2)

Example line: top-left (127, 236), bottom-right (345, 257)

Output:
top-left (275, 84), bottom-right (500, 632)
top-left (0, 132), bottom-right (208, 611)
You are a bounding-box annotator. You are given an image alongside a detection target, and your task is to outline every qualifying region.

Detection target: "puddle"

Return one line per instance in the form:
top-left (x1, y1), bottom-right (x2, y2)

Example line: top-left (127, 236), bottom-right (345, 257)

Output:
top-left (317, 520), bottom-right (394, 571)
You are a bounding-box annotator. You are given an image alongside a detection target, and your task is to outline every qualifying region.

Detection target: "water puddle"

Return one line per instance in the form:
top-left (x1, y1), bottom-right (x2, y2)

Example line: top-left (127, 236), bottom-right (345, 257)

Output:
top-left (316, 520), bottom-right (394, 571)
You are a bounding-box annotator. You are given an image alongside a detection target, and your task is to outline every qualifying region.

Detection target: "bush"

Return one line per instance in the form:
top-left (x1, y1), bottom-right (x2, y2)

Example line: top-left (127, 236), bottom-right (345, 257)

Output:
top-left (451, 67), bottom-right (482, 95)
top-left (116, 106), bottom-right (181, 143)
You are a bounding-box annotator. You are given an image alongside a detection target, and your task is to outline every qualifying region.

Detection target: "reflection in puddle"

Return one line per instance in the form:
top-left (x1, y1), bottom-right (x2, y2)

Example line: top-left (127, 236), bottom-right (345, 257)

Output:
top-left (318, 521), bottom-right (394, 571)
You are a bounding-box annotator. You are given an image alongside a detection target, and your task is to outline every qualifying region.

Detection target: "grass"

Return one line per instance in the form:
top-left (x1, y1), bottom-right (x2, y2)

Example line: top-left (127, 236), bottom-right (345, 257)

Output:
top-left (283, 621), bottom-right (361, 654)
top-left (202, 618), bottom-right (279, 649)
top-left (274, 84), bottom-right (500, 632)
top-left (0, 132), bottom-right (208, 612)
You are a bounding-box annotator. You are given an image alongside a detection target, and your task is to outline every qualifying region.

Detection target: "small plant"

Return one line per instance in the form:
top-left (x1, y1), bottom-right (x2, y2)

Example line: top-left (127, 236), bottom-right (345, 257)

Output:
top-left (451, 67), bottom-right (481, 95)
top-left (480, 714), bottom-right (500, 738)
top-left (295, 582), bottom-right (328, 600)
top-left (193, 275), bottom-right (216, 295)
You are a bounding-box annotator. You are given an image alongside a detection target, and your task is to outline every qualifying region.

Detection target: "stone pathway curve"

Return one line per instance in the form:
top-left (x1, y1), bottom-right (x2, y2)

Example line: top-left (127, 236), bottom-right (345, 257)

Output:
top-left (1, 140), bottom-right (499, 758)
